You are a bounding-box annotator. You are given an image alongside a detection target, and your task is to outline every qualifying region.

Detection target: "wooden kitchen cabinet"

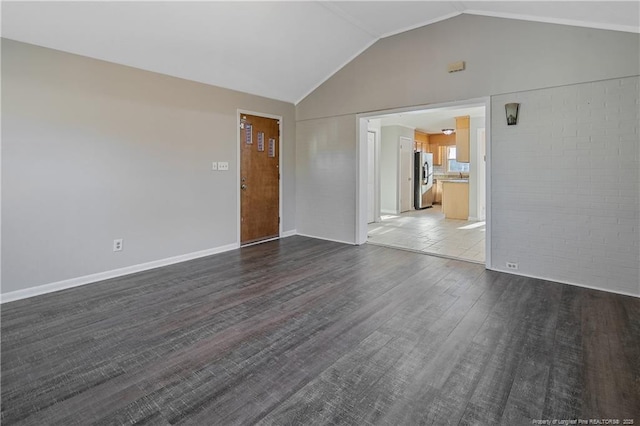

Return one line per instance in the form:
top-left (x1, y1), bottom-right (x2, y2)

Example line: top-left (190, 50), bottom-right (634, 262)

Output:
top-left (426, 133), bottom-right (454, 165)
top-left (431, 144), bottom-right (443, 165)
top-left (414, 131), bottom-right (429, 152)
top-left (442, 181), bottom-right (469, 220)
top-left (433, 179), bottom-right (443, 203)
top-left (455, 116), bottom-right (470, 163)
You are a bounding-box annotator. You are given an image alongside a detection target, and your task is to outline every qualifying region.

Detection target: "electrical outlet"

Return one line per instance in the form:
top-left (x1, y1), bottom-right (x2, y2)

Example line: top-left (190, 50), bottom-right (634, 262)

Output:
top-left (211, 161), bottom-right (218, 171)
top-left (506, 262), bottom-right (518, 270)
top-left (113, 239), bottom-right (123, 252)
top-left (218, 161), bottom-right (229, 171)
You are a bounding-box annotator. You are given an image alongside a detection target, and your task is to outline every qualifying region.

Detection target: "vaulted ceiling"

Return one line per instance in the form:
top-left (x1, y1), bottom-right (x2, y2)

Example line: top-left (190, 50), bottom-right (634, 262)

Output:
top-left (2, 1), bottom-right (639, 104)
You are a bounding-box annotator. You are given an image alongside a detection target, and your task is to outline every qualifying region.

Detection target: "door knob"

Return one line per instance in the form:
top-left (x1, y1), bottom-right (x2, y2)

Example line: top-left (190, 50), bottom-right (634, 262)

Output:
top-left (241, 184), bottom-right (247, 190)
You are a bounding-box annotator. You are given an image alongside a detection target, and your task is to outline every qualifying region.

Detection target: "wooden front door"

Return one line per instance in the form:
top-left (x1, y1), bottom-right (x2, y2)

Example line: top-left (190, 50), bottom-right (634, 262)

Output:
top-left (240, 113), bottom-right (280, 245)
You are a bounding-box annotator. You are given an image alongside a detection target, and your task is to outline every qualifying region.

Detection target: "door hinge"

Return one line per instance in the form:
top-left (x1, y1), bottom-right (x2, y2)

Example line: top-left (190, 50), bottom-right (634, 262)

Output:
top-left (278, 217), bottom-right (280, 224)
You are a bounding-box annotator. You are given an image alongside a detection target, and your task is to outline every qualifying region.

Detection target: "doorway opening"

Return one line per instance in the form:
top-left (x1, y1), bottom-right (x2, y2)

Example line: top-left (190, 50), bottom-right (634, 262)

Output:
top-left (357, 98), bottom-right (490, 266)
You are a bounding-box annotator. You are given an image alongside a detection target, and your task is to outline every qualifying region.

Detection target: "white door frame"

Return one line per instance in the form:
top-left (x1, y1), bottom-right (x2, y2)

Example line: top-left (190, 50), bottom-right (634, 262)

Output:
top-left (477, 128), bottom-right (487, 221)
top-left (366, 130), bottom-right (380, 223)
top-left (355, 97), bottom-right (492, 269)
top-left (236, 109), bottom-right (283, 246)
top-left (367, 124), bottom-right (382, 223)
top-left (398, 136), bottom-right (413, 213)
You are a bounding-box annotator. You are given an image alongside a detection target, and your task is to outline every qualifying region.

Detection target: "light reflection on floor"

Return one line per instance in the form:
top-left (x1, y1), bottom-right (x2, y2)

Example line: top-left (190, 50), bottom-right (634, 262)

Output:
top-left (367, 205), bottom-right (486, 263)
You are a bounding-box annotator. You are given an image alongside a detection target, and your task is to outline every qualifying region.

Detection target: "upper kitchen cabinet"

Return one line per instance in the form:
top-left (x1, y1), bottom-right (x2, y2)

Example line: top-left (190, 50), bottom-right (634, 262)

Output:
top-left (455, 116), bottom-right (470, 163)
top-left (431, 145), bottom-right (443, 166)
top-left (427, 133), bottom-right (455, 165)
top-left (414, 131), bottom-right (429, 152)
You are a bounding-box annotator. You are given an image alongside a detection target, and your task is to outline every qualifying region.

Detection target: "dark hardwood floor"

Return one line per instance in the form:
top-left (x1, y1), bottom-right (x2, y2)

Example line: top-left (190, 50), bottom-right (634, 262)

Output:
top-left (1, 236), bottom-right (639, 425)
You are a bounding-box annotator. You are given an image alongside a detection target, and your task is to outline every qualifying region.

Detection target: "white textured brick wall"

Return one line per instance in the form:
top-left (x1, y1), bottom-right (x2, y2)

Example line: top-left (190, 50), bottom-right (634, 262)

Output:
top-left (491, 76), bottom-right (640, 296)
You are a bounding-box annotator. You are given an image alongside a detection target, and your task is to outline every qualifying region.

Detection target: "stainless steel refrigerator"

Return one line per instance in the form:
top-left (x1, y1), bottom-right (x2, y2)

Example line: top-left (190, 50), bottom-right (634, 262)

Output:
top-left (414, 152), bottom-right (433, 209)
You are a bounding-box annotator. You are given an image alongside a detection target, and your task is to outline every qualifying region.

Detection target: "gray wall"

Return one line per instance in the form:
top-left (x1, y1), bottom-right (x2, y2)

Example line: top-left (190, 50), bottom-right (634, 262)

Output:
top-left (2, 39), bottom-right (296, 295)
top-left (295, 114), bottom-right (356, 243)
top-left (491, 77), bottom-right (639, 296)
top-left (295, 14), bottom-right (640, 295)
top-left (297, 14), bottom-right (640, 121)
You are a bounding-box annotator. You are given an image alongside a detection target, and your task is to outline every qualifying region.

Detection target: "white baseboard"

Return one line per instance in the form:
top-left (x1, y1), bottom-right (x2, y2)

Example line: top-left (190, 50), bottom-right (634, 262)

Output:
top-left (0, 243), bottom-right (240, 304)
top-left (5, 236), bottom-right (634, 303)
top-left (295, 232), bottom-right (354, 246)
top-left (488, 266), bottom-right (640, 299)
top-left (281, 229), bottom-right (297, 238)
top-left (380, 209), bottom-right (398, 215)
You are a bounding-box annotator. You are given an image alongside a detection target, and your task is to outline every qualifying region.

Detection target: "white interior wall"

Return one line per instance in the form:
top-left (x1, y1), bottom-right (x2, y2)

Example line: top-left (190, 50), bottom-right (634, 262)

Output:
top-left (367, 119), bottom-right (382, 222)
top-left (295, 114), bottom-right (357, 243)
top-left (295, 14), bottom-right (639, 296)
top-left (491, 76), bottom-right (639, 296)
top-left (468, 116), bottom-right (484, 219)
top-left (476, 128), bottom-right (487, 221)
top-left (380, 126), bottom-right (398, 214)
top-left (1, 39), bottom-right (296, 299)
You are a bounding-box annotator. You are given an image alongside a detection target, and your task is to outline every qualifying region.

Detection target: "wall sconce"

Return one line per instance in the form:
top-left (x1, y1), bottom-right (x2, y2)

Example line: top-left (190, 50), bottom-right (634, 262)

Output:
top-left (442, 129), bottom-right (455, 135)
top-left (505, 103), bottom-right (519, 125)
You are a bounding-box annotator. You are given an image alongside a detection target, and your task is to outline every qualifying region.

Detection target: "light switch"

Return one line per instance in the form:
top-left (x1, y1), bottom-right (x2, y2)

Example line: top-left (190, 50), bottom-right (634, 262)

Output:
top-left (211, 162), bottom-right (218, 171)
top-left (218, 162), bottom-right (229, 171)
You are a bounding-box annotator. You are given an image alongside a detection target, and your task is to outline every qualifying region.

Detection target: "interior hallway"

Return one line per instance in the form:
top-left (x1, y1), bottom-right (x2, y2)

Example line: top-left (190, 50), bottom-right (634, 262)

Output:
top-left (367, 205), bottom-right (486, 263)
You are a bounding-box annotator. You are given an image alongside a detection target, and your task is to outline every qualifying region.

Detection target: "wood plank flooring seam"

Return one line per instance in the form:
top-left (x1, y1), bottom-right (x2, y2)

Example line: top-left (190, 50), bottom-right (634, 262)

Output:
top-left (2, 237), bottom-right (639, 425)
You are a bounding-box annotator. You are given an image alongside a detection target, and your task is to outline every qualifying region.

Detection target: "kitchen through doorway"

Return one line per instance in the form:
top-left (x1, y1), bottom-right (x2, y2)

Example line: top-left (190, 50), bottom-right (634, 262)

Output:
top-left (361, 101), bottom-right (488, 265)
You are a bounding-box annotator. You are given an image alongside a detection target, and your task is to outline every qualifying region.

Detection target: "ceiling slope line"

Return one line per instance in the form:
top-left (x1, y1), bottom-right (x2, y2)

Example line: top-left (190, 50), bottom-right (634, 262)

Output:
top-left (449, 1), bottom-right (468, 13)
top-left (1, 35), bottom-right (298, 105)
top-left (295, 5), bottom-right (463, 105)
top-left (377, 11), bottom-right (462, 39)
top-left (294, 37), bottom-right (379, 106)
top-left (317, 1), bottom-right (382, 39)
top-left (464, 9), bottom-right (640, 34)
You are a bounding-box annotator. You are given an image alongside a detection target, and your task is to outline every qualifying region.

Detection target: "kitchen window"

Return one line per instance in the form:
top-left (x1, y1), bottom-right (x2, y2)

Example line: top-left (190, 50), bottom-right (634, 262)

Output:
top-left (447, 147), bottom-right (470, 173)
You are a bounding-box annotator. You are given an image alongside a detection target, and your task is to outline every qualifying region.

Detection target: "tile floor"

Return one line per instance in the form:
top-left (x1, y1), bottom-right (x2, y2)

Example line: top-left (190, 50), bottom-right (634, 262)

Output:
top-left (367, 205), bottom-right (486, 263)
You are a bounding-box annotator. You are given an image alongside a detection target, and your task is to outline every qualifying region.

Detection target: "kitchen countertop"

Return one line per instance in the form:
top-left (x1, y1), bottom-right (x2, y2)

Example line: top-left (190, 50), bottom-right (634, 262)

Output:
top-left (438, 179), bottom-right (469, 183)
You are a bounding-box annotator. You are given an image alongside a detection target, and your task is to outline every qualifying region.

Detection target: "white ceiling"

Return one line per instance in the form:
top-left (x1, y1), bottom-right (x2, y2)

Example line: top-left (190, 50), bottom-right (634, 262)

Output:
top-left (378, 105), bottom-right (486, 134)
top-left (2, 1), bottom-right (638, 104)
